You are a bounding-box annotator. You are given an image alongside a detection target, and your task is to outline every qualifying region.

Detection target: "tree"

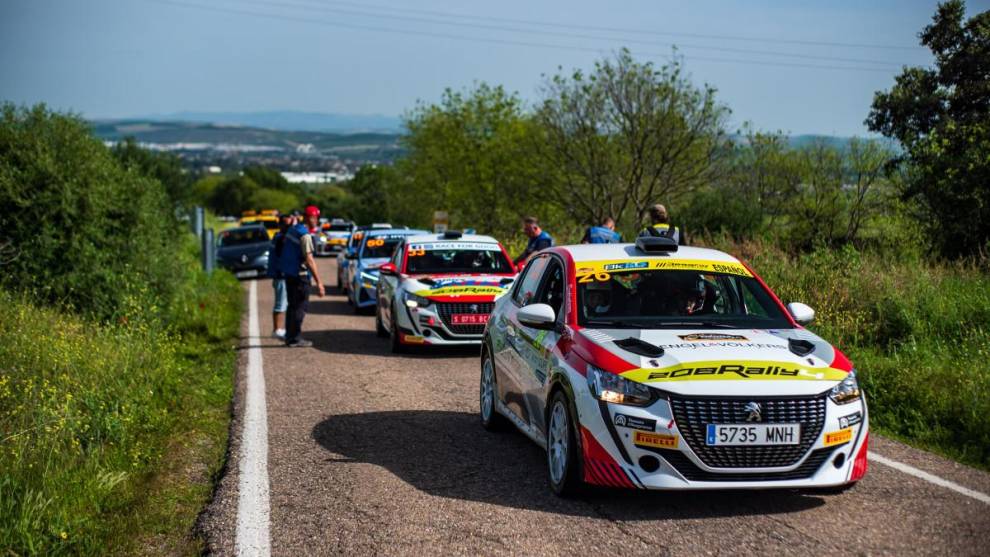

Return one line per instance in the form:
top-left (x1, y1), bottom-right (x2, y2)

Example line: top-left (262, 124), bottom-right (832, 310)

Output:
top-left (396, 84), bottom-right (555, 237)
top-left (866, 0), bottom-right (990, 257)
top-left (536, 49), bottom-right (731, 229)
top-left (343, 165), bottom-right (395, 225)
top-left (112, 137), bottom-right (193, 210)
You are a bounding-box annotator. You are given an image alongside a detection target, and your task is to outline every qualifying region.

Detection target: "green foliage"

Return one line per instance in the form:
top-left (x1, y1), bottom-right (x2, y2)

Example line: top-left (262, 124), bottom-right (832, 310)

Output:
top-left (343, 164), bottom-right (395, 225)
top-left (0, 263), bottom-right (241, 554)
top-left (536, 49), bottom-right (730, 228)
top-left (867, 0), bottom-right (990, 258)
top-left (248, 187), bottom-right (299, 214)
top-left (0, 104), bottom-right (185, 321)
top-left (111, 137), bottom-right (193, 210)
top-left (396, 83), bottom-right (559, 239)
top-left (704, 237), bottom-right (990, 468)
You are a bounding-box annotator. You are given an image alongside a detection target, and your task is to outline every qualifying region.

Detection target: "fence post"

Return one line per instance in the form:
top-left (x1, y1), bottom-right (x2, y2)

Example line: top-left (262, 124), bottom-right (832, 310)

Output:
top-left (202, 228), bottom-right (215, 273)
top-left (193, 206), bottom-right (204, 241)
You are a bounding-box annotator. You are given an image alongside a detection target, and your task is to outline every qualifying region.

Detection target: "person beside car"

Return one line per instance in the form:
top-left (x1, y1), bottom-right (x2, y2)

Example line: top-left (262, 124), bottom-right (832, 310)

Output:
top-left (640, 203), bottom-right (680, 243)
top-left (267, 213), bottom-right (295, 340)
top-left (513, 216), bottom-right (554, 266)
top-left (275, 205), bottom-right (325, 348)
top-left (581, 217), bottom-right (622, 244)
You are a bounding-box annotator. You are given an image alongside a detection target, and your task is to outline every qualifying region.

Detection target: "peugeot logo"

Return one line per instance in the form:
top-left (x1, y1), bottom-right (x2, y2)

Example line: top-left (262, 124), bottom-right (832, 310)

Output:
top-left (744, 402), bottom-right (762, 422)
top-left (241, 254), bottom-right (249, 264)
top-left (469, 304), bottom-right (479, 313)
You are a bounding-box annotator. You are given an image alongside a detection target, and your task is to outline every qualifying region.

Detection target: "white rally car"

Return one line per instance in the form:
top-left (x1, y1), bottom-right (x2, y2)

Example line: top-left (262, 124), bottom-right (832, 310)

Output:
top-left (480, 237), bottom-right (868, 494)
top-left (375, 231), bottom-right (517, 351)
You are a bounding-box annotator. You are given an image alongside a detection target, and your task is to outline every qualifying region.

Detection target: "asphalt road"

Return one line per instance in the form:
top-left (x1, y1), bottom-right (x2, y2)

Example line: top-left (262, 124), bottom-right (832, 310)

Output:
top-left (200, 258), bottom-right (990, 556)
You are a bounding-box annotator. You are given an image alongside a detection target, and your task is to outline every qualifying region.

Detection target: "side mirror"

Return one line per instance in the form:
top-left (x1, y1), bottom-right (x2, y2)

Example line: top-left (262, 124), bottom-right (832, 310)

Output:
top-left (517, 303), bottom-right (557, 330)
top-left (378, 263), bottom-right (398, 276)
top-left (787, 302), bottom-right (815, 326)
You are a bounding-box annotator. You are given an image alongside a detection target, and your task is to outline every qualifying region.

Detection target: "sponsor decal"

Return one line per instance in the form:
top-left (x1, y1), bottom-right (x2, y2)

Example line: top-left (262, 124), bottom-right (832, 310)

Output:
top-left (824, 428), bottom-right (853, 447)
top-left (413, 285), bottom-right (506, 297)
top-left (633, 431), bottom-right (678, 449)
top-left (839, 412), bottom-right (863, 429)
top-left (620, 360), bottom-right (849, 383)
top-left (603, 261), bottom-right (649, 271)
top-left (613, 413), bottom-right (656, 431)
top-left (679, 333), bottom-right (749, 342)
top-left (409, 242), bottom-right (499, 251)
top-left (656, 342), bottom-right (788, 350)
top-left (573, 258), bottom-right (753, 282)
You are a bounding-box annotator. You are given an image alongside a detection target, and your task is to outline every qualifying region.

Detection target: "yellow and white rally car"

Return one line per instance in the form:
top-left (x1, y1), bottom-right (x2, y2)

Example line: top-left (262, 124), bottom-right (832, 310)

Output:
top-left (480, 236), bottom-right (868, 495)
top-left (375, 231), bottom-right (518, 352)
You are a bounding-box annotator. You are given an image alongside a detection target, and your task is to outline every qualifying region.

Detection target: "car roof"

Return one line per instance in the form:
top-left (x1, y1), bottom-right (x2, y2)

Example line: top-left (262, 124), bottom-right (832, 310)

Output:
top-left (364, 228), bottom-right (428, 237)
top-left (226, 224), bottom-right (268, 233)
top-left (558, 243), bottom-right (743, 264)
top-left (404, 233), bottom-right (501, 245)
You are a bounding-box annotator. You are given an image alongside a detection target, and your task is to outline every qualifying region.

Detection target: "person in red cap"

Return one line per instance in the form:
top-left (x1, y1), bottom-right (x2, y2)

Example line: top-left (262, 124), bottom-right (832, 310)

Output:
top-left (275, 205), bottom-right (325, 347)
top-left (304, 205), bottom-right (321, 234)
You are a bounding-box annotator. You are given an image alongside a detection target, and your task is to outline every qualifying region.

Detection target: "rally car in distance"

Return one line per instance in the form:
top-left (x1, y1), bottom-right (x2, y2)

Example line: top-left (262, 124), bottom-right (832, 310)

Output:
top-left (336, 224), bottom-right (391, 294)
top-left (346, 228), bottom-right (427, 312)
top-left (375, 231), bottom-right (517, 352)
top-left (480, 236), bottom-right (868, 495)
top-left (316, 218), bottom-right (354, 256)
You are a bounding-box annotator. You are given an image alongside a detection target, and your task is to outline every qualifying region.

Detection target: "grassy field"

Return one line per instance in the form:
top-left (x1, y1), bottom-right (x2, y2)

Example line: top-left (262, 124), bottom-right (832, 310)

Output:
top-left (0, 253), bottom-right (241, 555)
top-left (708, 238), bottom-right (990, 470)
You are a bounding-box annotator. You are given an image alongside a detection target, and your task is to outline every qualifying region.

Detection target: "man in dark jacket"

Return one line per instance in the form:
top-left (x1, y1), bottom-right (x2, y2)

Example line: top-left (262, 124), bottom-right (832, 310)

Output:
top-left (274, 206), bottom-right (325, 347)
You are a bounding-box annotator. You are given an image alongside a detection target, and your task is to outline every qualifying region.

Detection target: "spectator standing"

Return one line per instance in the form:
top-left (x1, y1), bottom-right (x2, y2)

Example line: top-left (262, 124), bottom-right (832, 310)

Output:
top-left (513, 216), bottom-right (554, 266)
top-left (267, 213), bottom-right (295, 339)
top-left (275, 205), bottom-right (326, 347)
top-left (640, 203), bottom-right (681, 243)
top-left (581, 217), bottom-right (622, 244)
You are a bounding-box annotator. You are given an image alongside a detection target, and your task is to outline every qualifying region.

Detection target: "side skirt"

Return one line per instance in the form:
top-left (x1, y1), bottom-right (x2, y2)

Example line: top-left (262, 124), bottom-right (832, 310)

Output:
top-left (496, 399), bottom-right (547, 450)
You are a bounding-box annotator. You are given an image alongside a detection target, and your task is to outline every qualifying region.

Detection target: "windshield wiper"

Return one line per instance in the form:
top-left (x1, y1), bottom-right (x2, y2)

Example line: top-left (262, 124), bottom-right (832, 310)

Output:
top-left (645, 320), bottom-right (738, 329)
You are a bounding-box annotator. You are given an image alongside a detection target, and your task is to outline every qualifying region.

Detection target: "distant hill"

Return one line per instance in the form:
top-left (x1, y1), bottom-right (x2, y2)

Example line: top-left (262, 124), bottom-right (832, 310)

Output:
top-left (90, 119), bottom-right (403, 160)
top-left (129, 110), bottom-right (402, 133)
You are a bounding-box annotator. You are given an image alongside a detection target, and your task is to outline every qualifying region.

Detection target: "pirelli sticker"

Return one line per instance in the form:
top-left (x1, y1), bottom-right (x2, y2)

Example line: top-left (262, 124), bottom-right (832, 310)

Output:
top-left (620, 360), bottom-right (850, 383)
top-left (575, 259), bottom-right (752, 282)
top-left (824, 428), bottom-right (853, 447)
top-left (412, 286), bottom-right (506, 297)
top-left (633, 431), bottom-right (678, 449)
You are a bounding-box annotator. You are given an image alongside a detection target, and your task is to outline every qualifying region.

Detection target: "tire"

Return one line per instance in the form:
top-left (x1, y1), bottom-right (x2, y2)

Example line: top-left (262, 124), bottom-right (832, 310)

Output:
top-left (390, 312), bottom-right (407, 354)
top-left (375, 304), bottom-right (389, 338)
top-left (547, 390), bottom-right (582, 497)
top-left (479, 348), bottom-right (509, 431)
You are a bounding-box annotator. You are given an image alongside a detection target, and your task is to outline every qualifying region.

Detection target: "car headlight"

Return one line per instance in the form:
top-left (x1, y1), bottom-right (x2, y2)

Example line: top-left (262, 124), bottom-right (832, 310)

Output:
top-left (587, 365), bottom-right (654, 406)
top-left (403, 292), bottom-right (432, 308)
top-left (829, 369), bottom-right (861, 405)
top-left (263, 250), bottom-right (269, 257)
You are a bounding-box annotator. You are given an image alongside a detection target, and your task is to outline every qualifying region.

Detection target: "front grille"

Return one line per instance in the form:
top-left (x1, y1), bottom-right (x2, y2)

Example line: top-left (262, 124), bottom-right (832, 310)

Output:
top-left (668, 393), bottom-right (827, 469)
top-left (647, 447), bottom-right (836, 482)
top-left (435, 302), bottom-right (494, 336)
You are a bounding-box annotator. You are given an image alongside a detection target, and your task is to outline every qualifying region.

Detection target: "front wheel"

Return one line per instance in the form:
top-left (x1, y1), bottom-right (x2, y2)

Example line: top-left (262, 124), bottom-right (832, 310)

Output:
top-left (547, 391), bottom-right (582, 497)
top-left (479, 349), bottom-right (509, 431)
top-left (389, 312), bottom-right (407, 354)
top-left (375, 304), bottom-right (388, 338)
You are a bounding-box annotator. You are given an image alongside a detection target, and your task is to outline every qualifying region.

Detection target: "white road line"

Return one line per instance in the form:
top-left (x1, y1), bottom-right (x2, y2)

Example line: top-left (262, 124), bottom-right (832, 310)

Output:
top-left (236, 280), bottom-right (272, 556)
top-left (869, 452), bottom-right (990, 505)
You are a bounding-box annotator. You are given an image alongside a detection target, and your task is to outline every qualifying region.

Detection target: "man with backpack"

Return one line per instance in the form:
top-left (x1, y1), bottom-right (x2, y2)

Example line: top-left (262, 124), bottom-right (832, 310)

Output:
top-left (274, 206), bottom-right (325, 347)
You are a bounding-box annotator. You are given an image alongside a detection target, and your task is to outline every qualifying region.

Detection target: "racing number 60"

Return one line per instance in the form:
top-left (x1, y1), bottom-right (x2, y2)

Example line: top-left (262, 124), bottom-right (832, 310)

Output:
top-left (367, 239), bottom-right (385, 247)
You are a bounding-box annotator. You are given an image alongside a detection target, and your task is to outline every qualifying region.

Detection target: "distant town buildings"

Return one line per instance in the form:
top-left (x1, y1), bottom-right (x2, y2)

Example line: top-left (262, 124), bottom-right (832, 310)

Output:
top-left (281, 171), bottom-right (354, 184)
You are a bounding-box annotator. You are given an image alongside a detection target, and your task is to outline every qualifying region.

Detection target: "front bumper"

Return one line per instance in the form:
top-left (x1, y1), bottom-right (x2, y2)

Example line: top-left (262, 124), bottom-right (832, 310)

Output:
top-left (573, 382), bottom-right (869, 490)
top-left (218, 255), bottom-right (269, 276)
top-left (394, 301), bottom-right (493, 346)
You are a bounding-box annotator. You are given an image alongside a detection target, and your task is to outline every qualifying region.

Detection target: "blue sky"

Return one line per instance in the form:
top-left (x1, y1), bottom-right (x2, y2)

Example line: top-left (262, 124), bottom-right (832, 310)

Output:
top-left (1, 0), bottom-right (986, 135)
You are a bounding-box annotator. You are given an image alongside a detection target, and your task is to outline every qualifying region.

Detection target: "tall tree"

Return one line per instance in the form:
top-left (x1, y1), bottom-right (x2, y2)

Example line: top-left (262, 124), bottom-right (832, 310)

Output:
top-left (536, 49), bottom-right (730, 229)
top-left (866, 0), bottom-right (990, 257)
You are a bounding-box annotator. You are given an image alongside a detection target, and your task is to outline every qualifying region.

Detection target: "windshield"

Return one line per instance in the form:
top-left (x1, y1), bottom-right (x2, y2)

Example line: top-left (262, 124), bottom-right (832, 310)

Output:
top-left (577, 268), bottom-right (791, 329)
top-left (361, 236), bottom-right (403, 259)
top-left (405, 243), bottom-right (512, 274)
top-left (329, 224), bottom-right (351, 232)
top-left (220, 228), bottom-right (269, 247)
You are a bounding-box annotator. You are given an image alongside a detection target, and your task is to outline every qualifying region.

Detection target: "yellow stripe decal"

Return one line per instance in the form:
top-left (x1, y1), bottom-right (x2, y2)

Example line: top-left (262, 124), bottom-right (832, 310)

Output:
top-left (574, 258), bottom-right (752, 278)
top-left (620, 360), bottom-right (848, 383)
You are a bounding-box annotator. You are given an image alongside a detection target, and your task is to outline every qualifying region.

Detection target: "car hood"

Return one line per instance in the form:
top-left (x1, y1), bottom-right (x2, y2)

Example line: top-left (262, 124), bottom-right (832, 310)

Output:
top-left (405, 274), bottom-right (514, 302)
top-left (217, 243), bottom-right (270, 259)
top-left (575, 327), bottom-right (850, 397)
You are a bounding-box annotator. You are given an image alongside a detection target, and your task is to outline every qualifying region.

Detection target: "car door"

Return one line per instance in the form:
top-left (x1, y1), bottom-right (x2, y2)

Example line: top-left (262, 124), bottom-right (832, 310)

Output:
top-left (513, 256), bottom-right (567, 434)
top-left (379, 241), bottom-right (405, 324)
top-left (494, 255), bottom-right (551, 426)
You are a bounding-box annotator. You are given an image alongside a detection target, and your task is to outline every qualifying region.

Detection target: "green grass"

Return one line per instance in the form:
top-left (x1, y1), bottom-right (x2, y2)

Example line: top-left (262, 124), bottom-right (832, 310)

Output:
top-left (704, 238), bottom-right (990, 469)
top-left (0, 257), bottom-right (241, 554)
